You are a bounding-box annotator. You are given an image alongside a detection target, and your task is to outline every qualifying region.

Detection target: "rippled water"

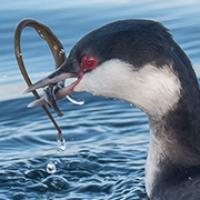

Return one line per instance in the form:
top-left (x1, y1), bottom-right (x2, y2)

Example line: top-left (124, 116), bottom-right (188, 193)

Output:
top-left (1, 0), bottom-right (200, 199)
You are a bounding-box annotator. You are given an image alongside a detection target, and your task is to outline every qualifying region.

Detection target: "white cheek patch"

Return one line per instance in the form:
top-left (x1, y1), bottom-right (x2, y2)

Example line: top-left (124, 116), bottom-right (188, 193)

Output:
top-left (74, 59), bottom-right (181, 117)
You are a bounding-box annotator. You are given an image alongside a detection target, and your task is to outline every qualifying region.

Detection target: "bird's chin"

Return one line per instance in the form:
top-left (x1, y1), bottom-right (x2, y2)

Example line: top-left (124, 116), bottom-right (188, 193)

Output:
top-left (54, 76), bottom-right (83, 100)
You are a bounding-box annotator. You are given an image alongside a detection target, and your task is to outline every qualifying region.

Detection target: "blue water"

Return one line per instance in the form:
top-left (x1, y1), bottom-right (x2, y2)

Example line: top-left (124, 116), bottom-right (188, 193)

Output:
top-left (1, 0), bottom-right (200, 199)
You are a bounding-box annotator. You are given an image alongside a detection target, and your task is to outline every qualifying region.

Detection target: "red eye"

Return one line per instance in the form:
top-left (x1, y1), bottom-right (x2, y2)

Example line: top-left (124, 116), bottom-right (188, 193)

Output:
top-left (81, 55), bottom-right (97, 72)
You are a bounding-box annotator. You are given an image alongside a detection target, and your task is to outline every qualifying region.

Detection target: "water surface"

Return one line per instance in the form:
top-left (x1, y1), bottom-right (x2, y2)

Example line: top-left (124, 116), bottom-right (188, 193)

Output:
top-left (1, 0), bottom-right (200, 199)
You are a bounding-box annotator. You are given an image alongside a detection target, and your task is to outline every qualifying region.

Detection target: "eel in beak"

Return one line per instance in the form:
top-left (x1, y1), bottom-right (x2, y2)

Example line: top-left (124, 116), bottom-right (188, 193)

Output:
top-left (15, 19), bottom-right (82, 117)
top-left (15, 19), bottom-right (75, 142)
top-left (25, 59), bottom-right (82, 112)
top-left (25, 59), bottom-right (81, 97)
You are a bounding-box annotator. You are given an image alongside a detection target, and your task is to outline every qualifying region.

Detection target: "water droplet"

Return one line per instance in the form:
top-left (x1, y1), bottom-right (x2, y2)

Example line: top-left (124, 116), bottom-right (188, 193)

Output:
top-left (46, 162), bottom-right (57, 174)
top-left (57, 137), bottom-right (66, 151)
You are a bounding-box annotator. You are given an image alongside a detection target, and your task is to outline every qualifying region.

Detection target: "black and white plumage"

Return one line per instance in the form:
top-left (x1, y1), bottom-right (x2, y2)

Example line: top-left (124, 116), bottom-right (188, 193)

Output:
top-left (27, 19), bottom-right (200, 200)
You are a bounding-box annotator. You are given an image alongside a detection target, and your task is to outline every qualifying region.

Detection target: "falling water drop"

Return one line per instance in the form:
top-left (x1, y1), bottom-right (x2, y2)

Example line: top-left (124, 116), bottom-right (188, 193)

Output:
top-left (46, 162), bottom-right (57, 174)
top-left (57, 137), bottom-right (66, 151)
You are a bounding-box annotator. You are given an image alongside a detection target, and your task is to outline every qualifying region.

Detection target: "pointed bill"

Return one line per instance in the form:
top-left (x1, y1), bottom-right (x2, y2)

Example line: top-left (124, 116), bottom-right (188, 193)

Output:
top-left (27, 97), bottom-right (47, 108)
top-left (24, 72), bottom-right (74, 93)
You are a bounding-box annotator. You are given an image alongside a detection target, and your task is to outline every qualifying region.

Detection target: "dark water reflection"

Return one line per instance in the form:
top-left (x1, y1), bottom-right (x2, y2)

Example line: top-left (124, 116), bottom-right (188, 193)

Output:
top-left (0, 0), bottom-right (200, 199)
